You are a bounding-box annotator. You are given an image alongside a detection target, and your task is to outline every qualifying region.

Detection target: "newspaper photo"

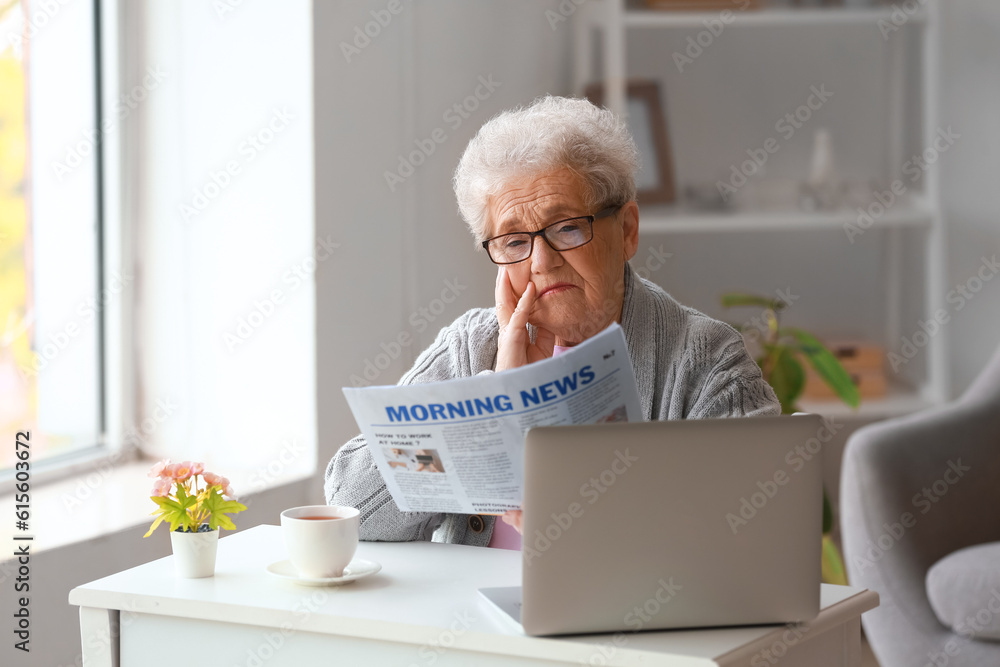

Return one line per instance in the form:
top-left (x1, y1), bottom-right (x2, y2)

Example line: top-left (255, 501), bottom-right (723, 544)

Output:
top-left (342, 324), bottom-right (642, 514)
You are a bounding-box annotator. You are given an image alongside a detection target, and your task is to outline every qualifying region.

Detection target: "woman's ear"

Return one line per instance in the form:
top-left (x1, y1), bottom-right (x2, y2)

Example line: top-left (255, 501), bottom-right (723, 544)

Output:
top-left (621, 201), bottom-right (640, 261)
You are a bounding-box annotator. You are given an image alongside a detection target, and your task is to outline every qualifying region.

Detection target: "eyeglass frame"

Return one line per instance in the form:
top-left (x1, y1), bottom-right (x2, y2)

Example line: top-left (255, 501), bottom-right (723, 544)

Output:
top-left (481, 203), bottom-right (625, 265)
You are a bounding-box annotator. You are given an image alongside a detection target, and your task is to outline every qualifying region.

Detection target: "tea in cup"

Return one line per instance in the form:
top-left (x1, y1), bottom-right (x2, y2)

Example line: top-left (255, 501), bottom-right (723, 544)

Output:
top-left (280, 505), bottom-right (360, 578)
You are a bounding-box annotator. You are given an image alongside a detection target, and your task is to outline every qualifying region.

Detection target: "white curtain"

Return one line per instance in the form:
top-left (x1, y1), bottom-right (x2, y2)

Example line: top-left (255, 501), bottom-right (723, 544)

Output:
top-left (131, 0), bottom-right (316, 481)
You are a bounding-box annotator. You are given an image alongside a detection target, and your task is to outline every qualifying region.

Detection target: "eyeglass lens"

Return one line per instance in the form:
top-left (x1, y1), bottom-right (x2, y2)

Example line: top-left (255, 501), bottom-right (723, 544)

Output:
top-left (490, 218), bottom-right (591, 263)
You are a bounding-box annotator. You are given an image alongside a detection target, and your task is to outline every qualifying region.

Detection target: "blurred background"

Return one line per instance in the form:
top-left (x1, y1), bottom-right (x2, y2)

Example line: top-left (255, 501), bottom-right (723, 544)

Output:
top-left (1, 1), bottom-right (998, 664)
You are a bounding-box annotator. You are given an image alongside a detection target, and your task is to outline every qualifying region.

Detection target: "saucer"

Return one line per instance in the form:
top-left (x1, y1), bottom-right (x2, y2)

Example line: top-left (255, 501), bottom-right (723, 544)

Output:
top-left (266, 559), bottom-right (382, 586)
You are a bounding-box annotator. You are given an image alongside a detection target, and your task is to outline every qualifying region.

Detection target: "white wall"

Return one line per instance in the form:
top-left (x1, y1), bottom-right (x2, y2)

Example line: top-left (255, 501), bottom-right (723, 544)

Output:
top-left (940, 1), bottom-right (1000, 396)
top-left (314, 0), bottom-right (573, 469)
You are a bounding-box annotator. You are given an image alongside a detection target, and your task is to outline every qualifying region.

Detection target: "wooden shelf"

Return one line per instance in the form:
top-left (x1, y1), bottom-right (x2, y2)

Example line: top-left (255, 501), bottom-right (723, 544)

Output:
top-left (622, 6), bottom-right (927, 29)
top-left (637, 200), bottom-right (934, 234)
top-left (799, 385), bottom-right (933, 419)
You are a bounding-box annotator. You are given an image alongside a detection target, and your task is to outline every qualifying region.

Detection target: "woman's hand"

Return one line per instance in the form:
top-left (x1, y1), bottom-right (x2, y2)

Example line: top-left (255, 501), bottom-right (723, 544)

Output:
top-left (495, 267), bottom-right (555, 372)
top-left (501, 510), bottom-right (523, 534)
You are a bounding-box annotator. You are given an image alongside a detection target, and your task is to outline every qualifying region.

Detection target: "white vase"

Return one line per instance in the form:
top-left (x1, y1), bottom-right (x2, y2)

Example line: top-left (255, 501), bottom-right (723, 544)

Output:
top-left (169, 528), bottom-right (220, 578)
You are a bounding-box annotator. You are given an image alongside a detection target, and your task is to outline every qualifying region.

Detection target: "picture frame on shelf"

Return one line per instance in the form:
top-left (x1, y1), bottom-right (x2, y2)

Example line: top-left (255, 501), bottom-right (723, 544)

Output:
top-left (585, 80), bottom-right (676, 205)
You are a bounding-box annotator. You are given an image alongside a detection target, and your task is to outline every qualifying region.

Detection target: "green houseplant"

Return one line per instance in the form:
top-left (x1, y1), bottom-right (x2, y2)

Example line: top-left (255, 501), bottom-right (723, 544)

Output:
top-left (722, 292), bottom-right (859, 586)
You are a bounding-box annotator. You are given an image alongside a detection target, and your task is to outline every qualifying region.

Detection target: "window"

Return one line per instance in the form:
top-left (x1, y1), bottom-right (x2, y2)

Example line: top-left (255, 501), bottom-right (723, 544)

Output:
top-left (0, 0), bottom-right (102, 471)
top-left (130, 1), bottom-right (316, 482)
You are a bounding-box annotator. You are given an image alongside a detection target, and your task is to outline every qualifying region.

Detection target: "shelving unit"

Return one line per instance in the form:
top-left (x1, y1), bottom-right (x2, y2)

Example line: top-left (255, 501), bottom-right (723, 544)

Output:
top-left (799, 385), bottom-right (933, 419)
top-left (576, 0), bottom-right (948, 418)
top-left (622, 6), bottom-right (927, 29)
top-left (639, 197), bottom-right (933, 235)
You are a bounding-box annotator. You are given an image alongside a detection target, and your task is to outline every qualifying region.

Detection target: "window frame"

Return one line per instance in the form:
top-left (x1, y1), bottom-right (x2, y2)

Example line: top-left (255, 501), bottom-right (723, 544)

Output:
top-left (0, 0), bottom-right (135, 492)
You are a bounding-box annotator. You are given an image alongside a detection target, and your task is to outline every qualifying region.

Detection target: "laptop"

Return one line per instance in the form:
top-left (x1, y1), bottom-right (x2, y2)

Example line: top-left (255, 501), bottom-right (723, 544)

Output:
top-left (479, 414), bottom-right (824, 636)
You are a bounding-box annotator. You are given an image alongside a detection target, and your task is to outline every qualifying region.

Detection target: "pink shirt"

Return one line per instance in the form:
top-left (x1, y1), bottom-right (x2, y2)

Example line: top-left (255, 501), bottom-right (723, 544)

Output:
top-left (488, 344), bottom-right (574, 550)
top-left (487, 514), bottom-right (522, 550)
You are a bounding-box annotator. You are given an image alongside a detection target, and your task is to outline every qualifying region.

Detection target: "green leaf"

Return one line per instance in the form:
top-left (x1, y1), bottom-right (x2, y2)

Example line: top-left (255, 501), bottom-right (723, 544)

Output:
top-left (786, 328), bottom-right (861, 409)
top-left (143, 514), bottom-right (166, 538)
top-left (721, 293), bottom-right (786, 311)
top-left (821, 534), bottom-right (848, 586)
top-left (822, 489), bottom-right (834, 534)
top-left (156, 501), bottom-right (192, 533)
top-left (154, 497), bottom-right (184, 513)
top-left (200, 488), bottom-right (247, 531)
top-left (217, 500), bottom-right (247, 515)
top-left (768, 348), bottom-right (806, 415)
top-left (764, 309), bottom-right (780, 337)
top-left (150, 493), bottom-right (196, 530)
top-left (179, 485), bottom-right (198, 507)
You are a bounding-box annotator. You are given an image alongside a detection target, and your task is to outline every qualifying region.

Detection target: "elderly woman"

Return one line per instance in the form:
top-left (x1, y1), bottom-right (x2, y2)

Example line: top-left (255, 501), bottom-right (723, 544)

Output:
top-left (325, 95), bottom-right (779, 547)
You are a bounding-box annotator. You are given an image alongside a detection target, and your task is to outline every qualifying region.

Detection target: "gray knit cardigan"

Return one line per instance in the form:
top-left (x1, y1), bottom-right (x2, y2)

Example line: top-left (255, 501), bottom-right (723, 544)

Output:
top-left (324, 265), bottom-right (781, 546)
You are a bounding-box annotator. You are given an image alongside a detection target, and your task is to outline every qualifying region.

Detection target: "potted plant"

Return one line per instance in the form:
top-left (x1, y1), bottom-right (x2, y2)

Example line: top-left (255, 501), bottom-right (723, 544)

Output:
top-left (144, 460), bottom-right (248, 578)
top-left (722, 292), bottom-right (860, 586)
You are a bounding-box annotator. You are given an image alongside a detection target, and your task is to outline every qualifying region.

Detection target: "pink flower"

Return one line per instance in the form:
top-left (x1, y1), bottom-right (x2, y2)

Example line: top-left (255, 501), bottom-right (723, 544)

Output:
top-left (203, 472), bottom-right (235, 498)
top-left (190, 462), bottom-right (204, 475)
top-left (151, 478), bottom-right (172, 497)
top-left (169, 461), bottom-right (194, 482)
top-left (147, 458), bottom-right (171, 479)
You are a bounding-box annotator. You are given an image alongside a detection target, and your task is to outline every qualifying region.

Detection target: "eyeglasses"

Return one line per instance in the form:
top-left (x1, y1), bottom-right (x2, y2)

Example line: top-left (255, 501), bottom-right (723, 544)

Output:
top-left (482, 204), bottom-right (623, 265)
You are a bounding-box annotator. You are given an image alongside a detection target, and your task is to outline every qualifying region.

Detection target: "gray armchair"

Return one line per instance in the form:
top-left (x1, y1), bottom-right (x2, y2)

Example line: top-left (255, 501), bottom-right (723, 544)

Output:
top-left (841, 344), bottom-right (1000, 667)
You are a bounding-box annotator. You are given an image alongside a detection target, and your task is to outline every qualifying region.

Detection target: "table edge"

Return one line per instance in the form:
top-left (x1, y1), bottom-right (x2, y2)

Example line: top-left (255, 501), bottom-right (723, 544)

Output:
top-left (70, 594), bottom-right (720, 667)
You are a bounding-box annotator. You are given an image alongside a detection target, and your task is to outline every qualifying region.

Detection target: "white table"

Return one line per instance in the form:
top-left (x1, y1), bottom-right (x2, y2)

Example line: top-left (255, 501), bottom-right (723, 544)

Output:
top-left (69, 525), bottom-right (878, 667)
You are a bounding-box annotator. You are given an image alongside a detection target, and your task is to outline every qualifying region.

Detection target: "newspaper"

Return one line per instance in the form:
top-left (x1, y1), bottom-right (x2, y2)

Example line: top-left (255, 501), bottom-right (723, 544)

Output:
top-left (342, 324), bottom-right (641, 514)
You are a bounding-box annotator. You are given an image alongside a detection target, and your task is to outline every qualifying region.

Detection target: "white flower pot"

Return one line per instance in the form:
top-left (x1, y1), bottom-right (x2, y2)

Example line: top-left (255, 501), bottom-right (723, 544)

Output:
top-left (169, 528), bottom-right (220, 578)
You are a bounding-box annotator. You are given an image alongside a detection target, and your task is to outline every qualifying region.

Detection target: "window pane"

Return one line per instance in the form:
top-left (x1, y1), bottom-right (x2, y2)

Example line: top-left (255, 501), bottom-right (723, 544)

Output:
top-left (0, 0), bottom-right (100, 469)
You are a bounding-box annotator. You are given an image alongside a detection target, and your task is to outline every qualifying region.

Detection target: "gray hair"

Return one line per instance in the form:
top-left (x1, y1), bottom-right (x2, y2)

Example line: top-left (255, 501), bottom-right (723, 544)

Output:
top-left (453, 95), bottom-right (639, 245)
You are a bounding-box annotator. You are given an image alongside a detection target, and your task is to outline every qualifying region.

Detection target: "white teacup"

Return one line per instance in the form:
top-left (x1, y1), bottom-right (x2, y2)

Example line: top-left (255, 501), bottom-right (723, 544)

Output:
top-left (280, 505), bottom-right (360, 578)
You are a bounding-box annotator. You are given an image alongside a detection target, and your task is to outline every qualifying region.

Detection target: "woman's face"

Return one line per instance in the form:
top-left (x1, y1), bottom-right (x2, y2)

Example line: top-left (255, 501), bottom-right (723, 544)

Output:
top-left (486, 168), bottom-right (639, 345)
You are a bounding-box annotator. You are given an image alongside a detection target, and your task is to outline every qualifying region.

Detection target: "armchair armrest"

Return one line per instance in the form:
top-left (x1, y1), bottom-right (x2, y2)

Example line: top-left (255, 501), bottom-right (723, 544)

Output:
top-left (842, 395), bottom-right (1000, 638)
